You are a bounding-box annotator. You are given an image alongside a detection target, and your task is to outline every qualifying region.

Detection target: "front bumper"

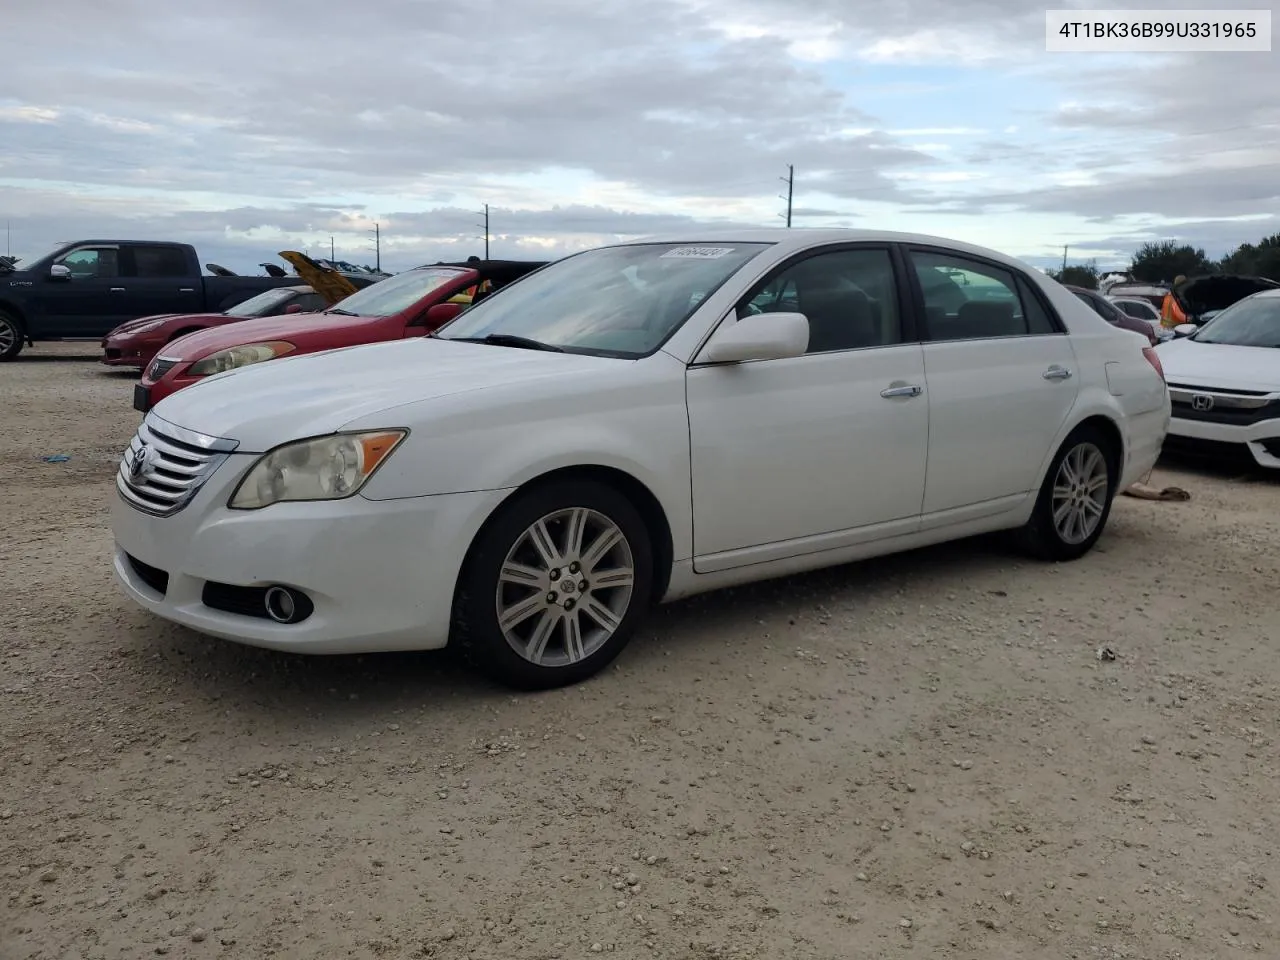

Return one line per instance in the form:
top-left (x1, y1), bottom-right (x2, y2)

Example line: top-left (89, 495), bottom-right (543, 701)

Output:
top-left (111, 448), bottom-right (513, 653)
top-left (101, 339), bottom-right (157, 367)
top-left (1166, 415), bottom-right (1280, 469)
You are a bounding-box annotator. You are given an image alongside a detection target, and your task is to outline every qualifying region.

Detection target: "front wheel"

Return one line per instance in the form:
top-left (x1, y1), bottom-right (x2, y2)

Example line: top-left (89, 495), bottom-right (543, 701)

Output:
top-left (453, 480), bottom-right (654, 690)
top-left (0, 311), bottom-right (25, 361)
top-left (1016, 425), bottom-right (1117, 561)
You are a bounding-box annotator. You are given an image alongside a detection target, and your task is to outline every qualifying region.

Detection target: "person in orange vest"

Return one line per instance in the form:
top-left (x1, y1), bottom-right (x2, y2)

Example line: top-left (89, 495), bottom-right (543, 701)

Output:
top-left (1161, 275), bottom-right (1187, 329)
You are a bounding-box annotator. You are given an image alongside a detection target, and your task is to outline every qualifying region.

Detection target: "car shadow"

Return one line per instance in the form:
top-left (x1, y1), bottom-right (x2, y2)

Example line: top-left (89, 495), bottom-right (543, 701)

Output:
top-left (126, 532), bottom-right (1021, 726)
top-left (1158, 449), bottom-right (1277, 484)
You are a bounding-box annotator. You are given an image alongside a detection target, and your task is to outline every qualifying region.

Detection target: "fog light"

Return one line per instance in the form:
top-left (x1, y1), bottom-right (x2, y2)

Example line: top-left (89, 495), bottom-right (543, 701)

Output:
top-left (264, 586), bottom-right (302, 623)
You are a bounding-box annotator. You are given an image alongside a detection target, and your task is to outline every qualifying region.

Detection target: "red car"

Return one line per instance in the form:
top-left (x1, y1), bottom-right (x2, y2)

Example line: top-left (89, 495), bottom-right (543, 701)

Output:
top-left (102, 284), bottom-right (335, 370)
top-left (131, 259), bottom-right (545, 413)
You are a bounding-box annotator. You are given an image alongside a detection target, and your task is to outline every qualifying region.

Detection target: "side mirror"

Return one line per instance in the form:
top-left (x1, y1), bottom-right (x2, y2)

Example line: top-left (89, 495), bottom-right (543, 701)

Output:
top-left (1173, 323), bottom-right (1197, 338)
top-left (283, 303), bottom-right (303, 314)
top-left (49, 264), bottom-right (71, 281)
top-left (699, 312), bottom-right (809, 364)
top-left (419, 302), bottom-right (463, 328)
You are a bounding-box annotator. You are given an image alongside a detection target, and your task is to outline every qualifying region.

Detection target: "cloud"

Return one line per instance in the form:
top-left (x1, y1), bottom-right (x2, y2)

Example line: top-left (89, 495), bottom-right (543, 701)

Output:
top-left (0, 0), bottom-right (936, 204)
top-left (0, 0), bottom-right (1276, 271)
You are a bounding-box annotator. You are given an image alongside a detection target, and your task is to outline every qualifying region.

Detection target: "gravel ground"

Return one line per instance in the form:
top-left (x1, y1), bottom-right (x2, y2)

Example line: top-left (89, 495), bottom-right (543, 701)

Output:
top-left (3, 343), bottom-right (1279, 960)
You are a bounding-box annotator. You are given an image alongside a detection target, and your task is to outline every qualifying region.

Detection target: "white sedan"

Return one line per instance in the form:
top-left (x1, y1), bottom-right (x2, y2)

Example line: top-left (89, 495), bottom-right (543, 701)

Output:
top-left (110, 229), bottom-right (1170, 689)
top-left (1156, 289), bottom-right (1280, 469)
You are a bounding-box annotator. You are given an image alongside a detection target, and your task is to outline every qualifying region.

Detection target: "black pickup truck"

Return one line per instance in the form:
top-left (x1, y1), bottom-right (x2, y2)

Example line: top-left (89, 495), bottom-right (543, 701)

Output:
top-left (0, 240), bottom-right (301, 360)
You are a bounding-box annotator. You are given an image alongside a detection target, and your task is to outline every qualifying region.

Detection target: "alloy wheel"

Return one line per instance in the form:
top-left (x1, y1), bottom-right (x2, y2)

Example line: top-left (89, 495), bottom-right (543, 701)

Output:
top-left (495, 507), bottom-right (636, 667)
top-left (0, 318), bottom-right (16, 355)
top-left (1051, 442), bottom-right (1109, 545)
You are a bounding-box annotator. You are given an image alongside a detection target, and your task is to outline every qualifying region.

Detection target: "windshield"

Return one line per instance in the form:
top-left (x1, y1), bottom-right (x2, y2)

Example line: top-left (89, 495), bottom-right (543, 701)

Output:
top-left (1192, 296), bottom-right (1280, 347)
top-left (224, 287), bottom-right (297, 317)
top-left (435, 242), bottom-right (771, 356)
top-left (326, 267), bottom-right (465, 317)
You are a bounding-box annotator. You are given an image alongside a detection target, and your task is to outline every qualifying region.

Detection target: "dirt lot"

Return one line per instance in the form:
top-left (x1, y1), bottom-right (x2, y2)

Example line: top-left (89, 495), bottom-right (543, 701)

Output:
top-left (3, 343), bottom-right (1279, 960)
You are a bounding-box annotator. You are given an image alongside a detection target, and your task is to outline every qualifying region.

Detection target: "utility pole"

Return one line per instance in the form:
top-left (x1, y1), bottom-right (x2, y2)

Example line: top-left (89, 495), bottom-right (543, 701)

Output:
top-left (5, 221), bottom-right (9, 257)
top-left (778, 165), bottom-right (794, 228)
top-left (1062, 245), bottom-right (1068, 272)
top-left (330, 236), bottom-right (335, 261)
top-left (477, 204), bottom-right (490, 259)
top-left (368, 222), bottom-right (381, 272)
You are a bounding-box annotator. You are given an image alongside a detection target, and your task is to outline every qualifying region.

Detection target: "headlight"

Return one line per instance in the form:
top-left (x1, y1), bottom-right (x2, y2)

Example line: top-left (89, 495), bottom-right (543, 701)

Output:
top-left (188, 340), bottom-right (295, 377)
top-left (119, 320), bottom-right (164, 337)
top-left (228, 431), bottom-right (407, 509)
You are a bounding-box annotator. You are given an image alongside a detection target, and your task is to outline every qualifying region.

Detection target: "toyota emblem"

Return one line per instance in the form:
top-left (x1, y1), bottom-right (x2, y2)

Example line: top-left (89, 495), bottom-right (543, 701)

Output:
top-left (1190, 393), bottom-right (1214, 412)
top-left (128, 443), bottom-right (150, 480)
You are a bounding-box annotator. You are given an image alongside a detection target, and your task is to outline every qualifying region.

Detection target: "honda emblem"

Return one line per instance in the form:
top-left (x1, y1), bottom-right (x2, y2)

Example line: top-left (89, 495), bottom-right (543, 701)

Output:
top-left (1190, 393), bottom-right (1214, 411)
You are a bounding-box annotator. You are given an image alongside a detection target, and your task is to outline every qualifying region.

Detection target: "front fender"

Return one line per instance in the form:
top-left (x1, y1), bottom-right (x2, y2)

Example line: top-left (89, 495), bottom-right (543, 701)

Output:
top-left (350, 357), bottom-right (695, 561)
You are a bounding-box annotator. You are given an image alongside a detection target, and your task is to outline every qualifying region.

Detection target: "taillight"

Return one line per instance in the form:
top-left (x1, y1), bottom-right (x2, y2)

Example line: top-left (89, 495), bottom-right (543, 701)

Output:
top-left (1142, 346), bottom-right (1165, 382)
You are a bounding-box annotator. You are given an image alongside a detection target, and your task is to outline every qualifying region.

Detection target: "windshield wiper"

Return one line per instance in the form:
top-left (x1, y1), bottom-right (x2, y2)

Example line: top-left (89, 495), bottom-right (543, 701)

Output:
top-left (450, 334), bottom-right (565, 352)
top-left (325, 308), bottom-right (358, 316)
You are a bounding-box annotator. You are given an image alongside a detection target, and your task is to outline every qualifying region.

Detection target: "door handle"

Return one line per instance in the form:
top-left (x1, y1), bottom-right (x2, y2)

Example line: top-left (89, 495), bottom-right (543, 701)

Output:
top-left (109, 287), bottom-right (126, 293)
top-left (179, 287), bottom-right (195, 293)
top-left (880, 384), bottom-right (924, 398)
top-left (1043, 365), bottom-right (1072, 381)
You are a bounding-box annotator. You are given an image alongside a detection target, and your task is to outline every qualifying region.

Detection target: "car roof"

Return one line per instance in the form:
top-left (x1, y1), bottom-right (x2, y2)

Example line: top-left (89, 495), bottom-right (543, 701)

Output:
top-left (616, 228), bottom-right (1039, 273)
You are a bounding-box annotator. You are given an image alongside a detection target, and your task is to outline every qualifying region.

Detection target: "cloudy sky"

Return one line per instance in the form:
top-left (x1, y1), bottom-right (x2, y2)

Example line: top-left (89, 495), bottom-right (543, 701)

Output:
top-left (2, 0), bottom-right (1277, 274)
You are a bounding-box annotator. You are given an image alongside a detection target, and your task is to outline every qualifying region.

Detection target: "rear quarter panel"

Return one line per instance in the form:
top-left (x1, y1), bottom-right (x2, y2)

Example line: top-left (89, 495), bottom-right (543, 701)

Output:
top-left (1032, 275), bottom-right (1170, 485)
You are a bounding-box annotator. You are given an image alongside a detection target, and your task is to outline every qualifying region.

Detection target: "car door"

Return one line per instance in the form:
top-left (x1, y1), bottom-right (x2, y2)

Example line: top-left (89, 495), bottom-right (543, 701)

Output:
top-left (905, 246), bottom-right (1080, 521)
top-left (36, 245), bottom-right (129, 336)
top-left (685, 245), bottom-right (929, 572)
top-left (123, 245), bottom-right (203, 320)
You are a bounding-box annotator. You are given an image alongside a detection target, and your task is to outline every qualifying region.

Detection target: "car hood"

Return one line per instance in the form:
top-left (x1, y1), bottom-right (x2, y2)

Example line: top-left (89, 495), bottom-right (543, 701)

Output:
top-left (1176, 275), bottom-right (1280, 317)
top-left (160, 311), bottom-right (383, 360)
top-left (150, 337), bottom-right (633, 451)
top-left (108, 313), bottom-right (223, 337)
top-left (1156, 337), bottom-right (1280, 392)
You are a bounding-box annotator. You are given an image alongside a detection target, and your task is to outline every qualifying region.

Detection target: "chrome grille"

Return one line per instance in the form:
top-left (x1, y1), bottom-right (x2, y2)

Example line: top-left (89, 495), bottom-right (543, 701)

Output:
top-left (1167, 382), bottom-right (1272, 398)
top-left (116, 415), bottom-right (238, 517)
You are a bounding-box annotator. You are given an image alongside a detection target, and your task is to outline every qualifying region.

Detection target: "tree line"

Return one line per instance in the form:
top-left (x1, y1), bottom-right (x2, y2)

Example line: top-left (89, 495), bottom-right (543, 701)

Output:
top-left (1048, 234), bottom-right (1280, 290)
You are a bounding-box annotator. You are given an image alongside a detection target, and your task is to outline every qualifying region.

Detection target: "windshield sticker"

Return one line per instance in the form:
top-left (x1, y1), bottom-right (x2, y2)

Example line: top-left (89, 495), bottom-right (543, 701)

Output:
top-left (660, 246), bottom-right (735, 260)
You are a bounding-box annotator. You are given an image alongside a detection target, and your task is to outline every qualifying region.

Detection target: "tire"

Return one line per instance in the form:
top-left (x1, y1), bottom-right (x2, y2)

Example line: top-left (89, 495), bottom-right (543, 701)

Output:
top-left (1015, 424), bottom-right (1118, 562)
top-left (0, 311), bottom-right (25, 361)
top-left (453, 479), bottom-right (654, 690)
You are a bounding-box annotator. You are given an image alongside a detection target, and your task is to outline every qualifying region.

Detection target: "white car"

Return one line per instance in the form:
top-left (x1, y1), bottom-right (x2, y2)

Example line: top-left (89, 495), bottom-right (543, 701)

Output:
top-left (1156, 289), bottom-right (1280, 469)
top-left (1108, 295), bottom-right (1170, 341)
top-left (111, 230), bottom-right (1170, 689)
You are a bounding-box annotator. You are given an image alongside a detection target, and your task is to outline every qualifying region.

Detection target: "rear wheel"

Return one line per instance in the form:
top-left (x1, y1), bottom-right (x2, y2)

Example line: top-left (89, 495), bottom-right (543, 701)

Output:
top-left (0, 311), bottom-right (25, 360)
top-left (453, 480), bottom-right (654, 689)
top-left (1016, 425), bottom-right (1117, 561)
